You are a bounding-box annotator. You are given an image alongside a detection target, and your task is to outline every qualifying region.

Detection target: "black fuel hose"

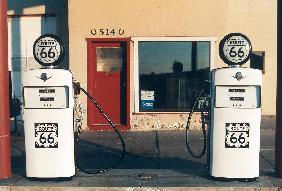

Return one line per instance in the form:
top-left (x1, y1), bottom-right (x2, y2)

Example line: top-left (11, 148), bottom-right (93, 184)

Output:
top-left (76, 86), bottom-right (126, 174)
top-left (185, 89), bottom-right (207, 158)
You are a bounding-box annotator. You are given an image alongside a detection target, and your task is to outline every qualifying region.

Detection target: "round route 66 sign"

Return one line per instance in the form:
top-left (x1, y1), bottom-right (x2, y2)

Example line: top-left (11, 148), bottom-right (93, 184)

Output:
top-left (33, 34), bottom-right (65, 67)
top-left (219, 33), bottom-right (252, 66)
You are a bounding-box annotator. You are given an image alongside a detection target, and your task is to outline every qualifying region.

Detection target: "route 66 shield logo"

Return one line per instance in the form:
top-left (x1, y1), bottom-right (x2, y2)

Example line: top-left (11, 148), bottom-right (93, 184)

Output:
top-left (225, 123), bottom-right (250, 148)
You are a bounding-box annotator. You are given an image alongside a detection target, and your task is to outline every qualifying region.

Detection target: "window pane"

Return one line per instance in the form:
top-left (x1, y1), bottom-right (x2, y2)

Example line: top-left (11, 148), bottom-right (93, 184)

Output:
top-left (139, 41), bottom-right (210, 112)
top-left (197, 42), bottom-right (210, 70)
top-left (96, 47), bottom-right (123, 72)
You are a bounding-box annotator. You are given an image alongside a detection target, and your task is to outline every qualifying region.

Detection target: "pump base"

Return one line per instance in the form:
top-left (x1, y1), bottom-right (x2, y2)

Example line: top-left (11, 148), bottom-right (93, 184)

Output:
top-left (209, 175), bottom-right (258, 182)
top-left (27, 176), bottom-right (73, 181)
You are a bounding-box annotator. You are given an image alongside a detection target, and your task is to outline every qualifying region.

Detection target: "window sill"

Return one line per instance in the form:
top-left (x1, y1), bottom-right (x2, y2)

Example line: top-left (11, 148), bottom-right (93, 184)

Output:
top-left (132, 111), bottom-right (208, 115)
top-left (132, 112), bottom-right (190, 115)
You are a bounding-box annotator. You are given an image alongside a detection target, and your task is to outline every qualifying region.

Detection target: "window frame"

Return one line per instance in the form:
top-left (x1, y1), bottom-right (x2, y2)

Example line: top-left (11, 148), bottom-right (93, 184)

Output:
top-left (132, 37), bottom-right (217, 113)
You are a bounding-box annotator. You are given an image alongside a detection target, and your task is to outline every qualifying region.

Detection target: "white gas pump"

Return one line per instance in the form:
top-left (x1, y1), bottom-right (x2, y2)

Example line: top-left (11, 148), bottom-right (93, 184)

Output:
top-left (185, 33), bottom-right (262, 180)
top-left (209, 67), bottom-right (261, 179)
top-left (22, 34), bottom-right (75, 178)
top-left (23, 69), bottom-right (75, 178)
top-left (209, 33), bottom-right (261, 179)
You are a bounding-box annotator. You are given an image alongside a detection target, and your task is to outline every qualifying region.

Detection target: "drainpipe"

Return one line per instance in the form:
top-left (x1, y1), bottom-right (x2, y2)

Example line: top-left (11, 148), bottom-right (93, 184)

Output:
top-left (0, 0), bottom-right (11, 179)
top-left (276, 0), bottom-right (282, 178)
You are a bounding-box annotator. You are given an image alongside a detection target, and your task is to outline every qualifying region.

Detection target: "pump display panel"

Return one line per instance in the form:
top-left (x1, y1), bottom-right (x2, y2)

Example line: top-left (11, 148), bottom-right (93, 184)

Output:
top-left (23, 86), bottom-right (69, 109)
top-left (215, 85), bottom-right (261, 109)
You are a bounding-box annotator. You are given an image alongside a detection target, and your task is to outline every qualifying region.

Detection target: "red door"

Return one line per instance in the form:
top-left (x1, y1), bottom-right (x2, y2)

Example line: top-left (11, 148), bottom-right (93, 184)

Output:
top-left (87, 39), bottom-right (130, 131)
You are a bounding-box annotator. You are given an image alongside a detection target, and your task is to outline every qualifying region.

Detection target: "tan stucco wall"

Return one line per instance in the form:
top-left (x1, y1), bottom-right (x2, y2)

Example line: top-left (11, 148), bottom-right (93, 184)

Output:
top-left (225, 0), bottom-right (277, 116)
top-left (68, 0), bottom-right (277, 130)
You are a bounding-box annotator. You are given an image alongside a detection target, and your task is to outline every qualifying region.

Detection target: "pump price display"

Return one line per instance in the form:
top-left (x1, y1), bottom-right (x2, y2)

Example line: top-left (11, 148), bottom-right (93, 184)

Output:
top-left (33, 34), bottom-right (65, 67)
top-left (225, 123), bottom-right (250, 148)
top-left (39, 89), bottom-right (55, 93)
top-left (219, 33), bottom-right (252, 65)
top-left (34, 123), bottom-right (58, 148)
top-left (229, 89), bottom-right (245, 93)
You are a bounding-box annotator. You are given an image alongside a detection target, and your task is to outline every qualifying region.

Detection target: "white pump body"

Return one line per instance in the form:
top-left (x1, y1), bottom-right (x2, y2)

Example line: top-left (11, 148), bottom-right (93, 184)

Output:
top-left (210, 67), bottom-right (262, 179)
top-left (22, 69), bottom-right (75, 178)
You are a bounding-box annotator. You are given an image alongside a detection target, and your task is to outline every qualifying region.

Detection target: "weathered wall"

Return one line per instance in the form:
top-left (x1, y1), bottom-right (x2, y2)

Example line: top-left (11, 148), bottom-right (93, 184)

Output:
top-left (131, 113), bottom-right (204, 131)
top-left (68, 0), bottom-right (277, 130)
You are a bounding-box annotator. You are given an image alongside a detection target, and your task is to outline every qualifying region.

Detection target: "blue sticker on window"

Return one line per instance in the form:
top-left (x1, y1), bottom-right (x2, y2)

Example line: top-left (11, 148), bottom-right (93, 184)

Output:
top-left (141, 100), bottom-right (154, 110)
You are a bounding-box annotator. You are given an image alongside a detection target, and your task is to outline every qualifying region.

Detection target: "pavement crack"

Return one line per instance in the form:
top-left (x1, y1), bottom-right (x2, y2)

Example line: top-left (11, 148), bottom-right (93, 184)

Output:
top-left (155, 130), bottom-right (161, 169)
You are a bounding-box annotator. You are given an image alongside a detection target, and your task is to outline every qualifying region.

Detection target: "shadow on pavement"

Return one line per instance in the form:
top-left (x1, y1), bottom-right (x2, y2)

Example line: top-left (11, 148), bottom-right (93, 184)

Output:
top-left (11, 135), bottom-right (208, 178)
top-left (76, 138), bottom-right (207, 177)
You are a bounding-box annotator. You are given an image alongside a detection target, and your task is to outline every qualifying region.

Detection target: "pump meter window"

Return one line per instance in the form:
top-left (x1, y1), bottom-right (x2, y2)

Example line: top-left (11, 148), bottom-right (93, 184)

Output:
top-left (23, 86), bottom-right (69, 109)
top-left (215, 85), bottom-right (261, 108)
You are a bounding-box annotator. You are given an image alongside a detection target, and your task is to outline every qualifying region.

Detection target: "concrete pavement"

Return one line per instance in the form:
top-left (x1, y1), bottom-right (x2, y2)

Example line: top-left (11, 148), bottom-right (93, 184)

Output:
top-left (0, 116), bottom-right (281, 190)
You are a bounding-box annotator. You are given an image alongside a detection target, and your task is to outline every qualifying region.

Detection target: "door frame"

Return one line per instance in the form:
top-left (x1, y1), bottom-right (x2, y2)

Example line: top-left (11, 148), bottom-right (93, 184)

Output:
top-left (86, 38), bottom-right (131, 131)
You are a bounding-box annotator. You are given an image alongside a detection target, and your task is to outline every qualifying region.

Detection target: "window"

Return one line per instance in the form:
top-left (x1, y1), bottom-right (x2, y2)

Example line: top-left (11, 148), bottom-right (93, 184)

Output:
top-left (250, 51), bottom-right (265, 74)
top-left (96, 47), bottom-right (123, 72)
top-left (134, 37), bottom-right (214, 112)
